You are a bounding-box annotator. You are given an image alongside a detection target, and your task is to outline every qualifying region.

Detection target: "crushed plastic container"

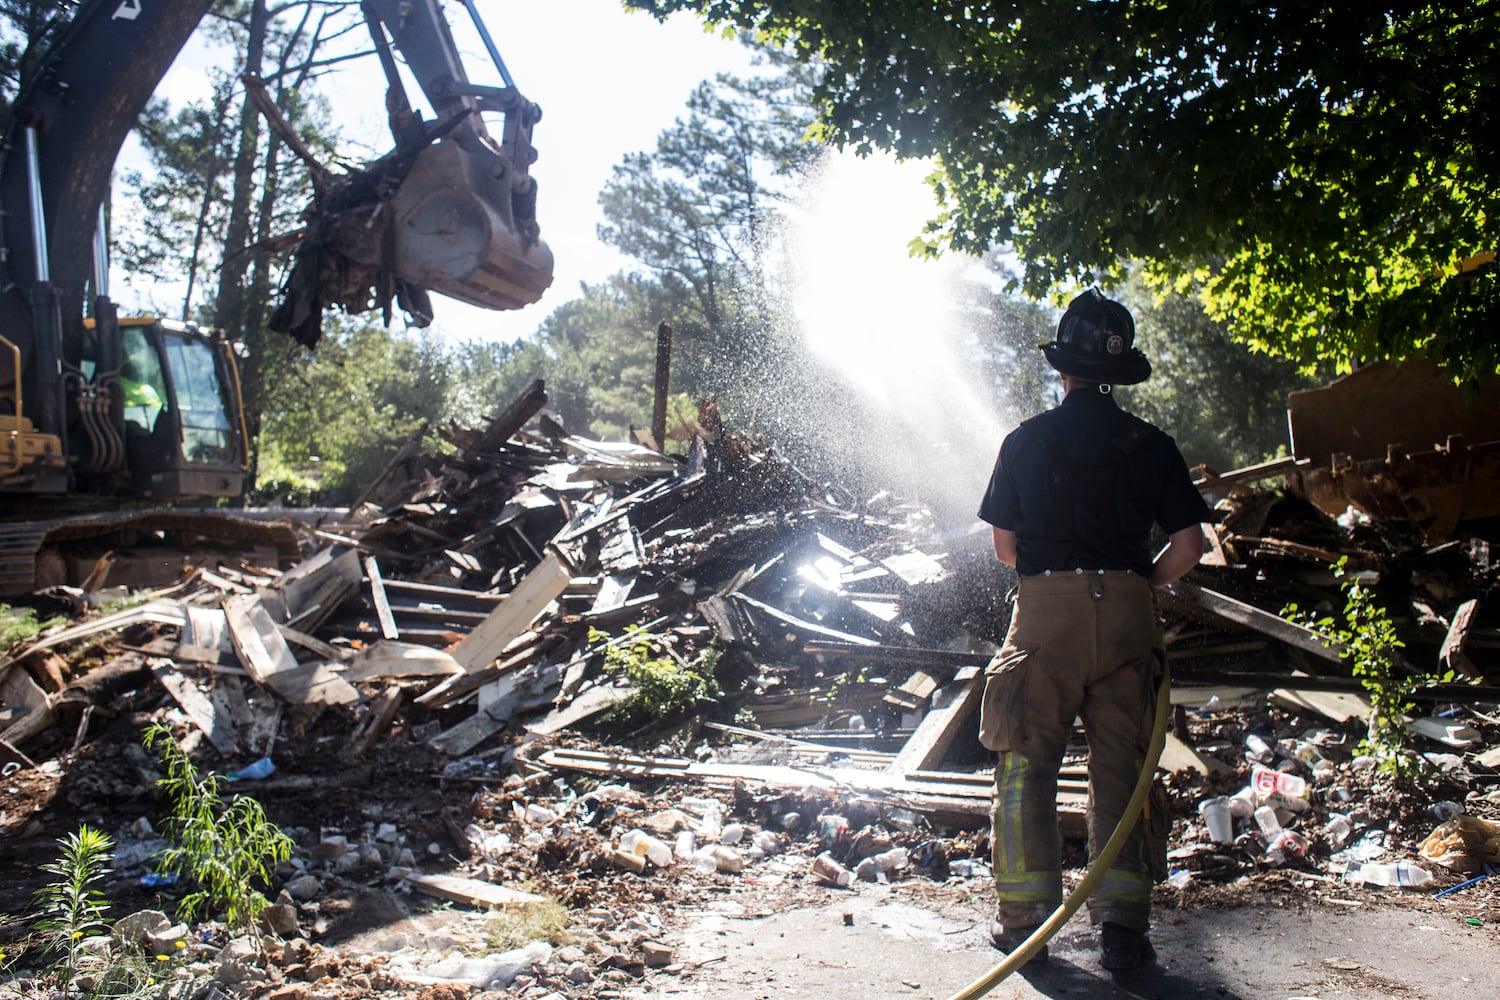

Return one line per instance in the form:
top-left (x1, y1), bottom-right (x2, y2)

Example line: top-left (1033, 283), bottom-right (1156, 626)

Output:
top-left (811, 851), bottom-right (854, 887)
top-left (1358, 861), bottom-right (1434, 887)
top-left (1252, 765), bottom-right (1307, 800)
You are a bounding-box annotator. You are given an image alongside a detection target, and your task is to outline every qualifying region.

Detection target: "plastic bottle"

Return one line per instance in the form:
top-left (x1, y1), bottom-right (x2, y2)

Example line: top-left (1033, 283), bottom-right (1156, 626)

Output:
top-left (226, 757), bottom-right (275, 781)
top-left (524, 803), bottom-right (558, 826)
top-left (674, 830), bottom-right (696, 860)
top-left (696, 805), bottom-right (722, 842)
top-left (1324, 813), bottom-right (1353, 847)
top-left (751, 830), bottom-right (780, 855)
top-left (1267, 830), bottom-right (1309, 865)
top-left (720, 823), bottom-right (745, 845)
top-left (619, 830), bottom-right (672, 867)
top-left (1244, 733), bottom-right (1275, 763)
top-left (817, 813), bottom-right (849, 849)
top-left (1253, 805), bottom-right (1282, 837)
top-left (871, 846), bottom-right (909, 872)
top-left (1252, 765), bottom-right (1307, 800)
top-left (1358, 861), bottom-right (1435, 887)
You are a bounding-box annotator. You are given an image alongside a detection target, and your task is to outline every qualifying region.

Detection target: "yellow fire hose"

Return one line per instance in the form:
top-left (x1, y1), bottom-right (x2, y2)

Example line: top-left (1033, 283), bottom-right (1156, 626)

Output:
top-left (946, 660), bottom-right (1173, 1000)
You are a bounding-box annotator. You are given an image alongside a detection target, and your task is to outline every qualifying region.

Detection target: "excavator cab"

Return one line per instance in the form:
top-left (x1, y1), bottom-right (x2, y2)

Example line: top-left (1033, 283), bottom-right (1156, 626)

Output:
top-left (89, 317), bottom-right (246, 499)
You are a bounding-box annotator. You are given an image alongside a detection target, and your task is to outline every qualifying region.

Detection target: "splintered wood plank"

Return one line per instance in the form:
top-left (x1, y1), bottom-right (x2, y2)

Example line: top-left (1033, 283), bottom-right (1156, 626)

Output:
top-left (886, 666), bottom-right (982, 776)
top-left (1440, 598), bottom-right (1480, 678)
top-left (149, 660), bottom-right (239, 755)
top-left (223, 594), bottom-right (301, 687)
top-left (451, 551), bottom-right (573, 671)
top-left (279, 547), bottom-right (362, 633)
top-left (223, 594), bottom-right (358, 706)
top-left (523, 681), bottom-right (635, 737)
top-left (1159, 731), bottom-right (1232, 775)
top-left (406, 872), bottom-right (543, 910)
top-left (340, 641), bottom-right (465, 682)
top-left (364, 555), bottom-right (400, 640)
top-left (1162, 580), bottom-right (1344, 662)
top-left (345, 685), bottom-right (403, 757)
top-left (1270, 685), bottom-right (1371, 724)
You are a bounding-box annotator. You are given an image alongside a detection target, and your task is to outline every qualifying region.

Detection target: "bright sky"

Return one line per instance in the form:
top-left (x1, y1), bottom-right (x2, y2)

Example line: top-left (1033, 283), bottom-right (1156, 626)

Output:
top-left (115, 1), bottom-right (762, 344)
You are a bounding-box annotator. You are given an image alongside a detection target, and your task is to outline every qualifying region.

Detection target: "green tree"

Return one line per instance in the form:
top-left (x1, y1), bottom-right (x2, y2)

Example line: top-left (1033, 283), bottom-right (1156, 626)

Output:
top-left (0, 0), bottom-right (69, 114)
top-left (597, 50), bottom-right (819, 396)
top-left (627, 1), bottom-right (1499, 380)
top-left (1114, 280), bottom-right (1318, 472)
top-left (255, 317), bottom-right (450, 501)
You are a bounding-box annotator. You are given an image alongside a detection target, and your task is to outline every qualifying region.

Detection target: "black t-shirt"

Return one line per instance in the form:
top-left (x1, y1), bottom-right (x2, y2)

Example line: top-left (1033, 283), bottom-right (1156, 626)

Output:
top-left (978, 390), bottom-right (1212, 576)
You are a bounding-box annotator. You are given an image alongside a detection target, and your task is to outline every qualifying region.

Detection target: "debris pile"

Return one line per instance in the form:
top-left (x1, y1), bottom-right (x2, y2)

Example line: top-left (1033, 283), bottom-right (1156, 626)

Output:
top-left (3, 380), bottom-right (1499, 995)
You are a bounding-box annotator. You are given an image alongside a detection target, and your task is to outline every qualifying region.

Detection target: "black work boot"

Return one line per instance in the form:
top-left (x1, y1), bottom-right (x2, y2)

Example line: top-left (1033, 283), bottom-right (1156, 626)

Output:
top-left (1099, 921), bottom-right (1156, 971)
top-left (990, 921), bottom-right (1049, 965)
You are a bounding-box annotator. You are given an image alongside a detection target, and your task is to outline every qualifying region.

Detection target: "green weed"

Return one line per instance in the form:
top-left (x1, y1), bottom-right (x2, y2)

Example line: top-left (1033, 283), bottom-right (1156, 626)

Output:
top-left (143, 724), bottom-right (294, 941)
top-left (29, 825), bottom-right (114, 993)
top-left (0, 603), bottom-right (64, 649)
top-left (1286, 559), bottom-right (1472, 775)
top-left (482, 895), bottom-right (571, 952)
top-left (593, 626), bottom-right (721, 727)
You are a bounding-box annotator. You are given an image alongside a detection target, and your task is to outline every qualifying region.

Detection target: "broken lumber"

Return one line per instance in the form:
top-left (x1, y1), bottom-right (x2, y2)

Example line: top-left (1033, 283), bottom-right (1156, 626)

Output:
top-left (149, 660), bottom-right (239, 755)
top-left (450, 549), bottom-right (573, 671)
top-left (886, 667), bottom-right (982, 776)
top-left (1440, 598), bottom-right (1481, 678)
top-left (406, 872), bottom-right (543, 910)
top-left (1161, 579), bottom-right (1344, 663)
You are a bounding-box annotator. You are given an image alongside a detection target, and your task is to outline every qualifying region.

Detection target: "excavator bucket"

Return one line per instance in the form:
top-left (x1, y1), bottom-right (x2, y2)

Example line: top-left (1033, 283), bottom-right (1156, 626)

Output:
top-left (375, 135), bottom-right (554, 312)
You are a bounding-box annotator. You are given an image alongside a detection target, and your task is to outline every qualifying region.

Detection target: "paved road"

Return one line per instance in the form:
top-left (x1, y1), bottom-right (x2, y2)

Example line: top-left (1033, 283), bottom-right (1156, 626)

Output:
top-left (627, 887), bottom-right (1495, 1000)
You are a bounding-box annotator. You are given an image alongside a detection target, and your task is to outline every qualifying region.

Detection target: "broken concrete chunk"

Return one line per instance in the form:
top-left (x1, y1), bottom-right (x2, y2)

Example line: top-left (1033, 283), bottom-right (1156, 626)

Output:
top-left (112, 909), bottom-right (170, 950)
top-left (261, 903), bottom-right (301, 938)
top-left (640, 941), bottom-right (674, 967)
top-left (284, 874), bottom-right (322, 901)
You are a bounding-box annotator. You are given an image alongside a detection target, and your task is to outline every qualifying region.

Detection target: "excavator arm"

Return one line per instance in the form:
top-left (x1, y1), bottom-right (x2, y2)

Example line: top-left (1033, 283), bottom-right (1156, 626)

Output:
top-left (1, 0), bottom-right (553, 500)
top-left (268, 0), bottom-right (553, 346)
top-left (0, 0), bottom-right (553, 599)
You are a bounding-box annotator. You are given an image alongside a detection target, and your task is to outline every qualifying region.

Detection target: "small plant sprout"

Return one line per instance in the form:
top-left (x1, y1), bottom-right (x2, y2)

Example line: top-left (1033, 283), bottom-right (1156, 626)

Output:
top-left (143, 723), bottom-right (295, 943)
top-left (592, 626), bottom-right (721, 728)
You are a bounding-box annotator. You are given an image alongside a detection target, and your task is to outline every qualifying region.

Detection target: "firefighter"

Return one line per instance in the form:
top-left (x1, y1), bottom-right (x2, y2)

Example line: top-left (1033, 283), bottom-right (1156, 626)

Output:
top-left (976, 289), bottom-right (1211, 971)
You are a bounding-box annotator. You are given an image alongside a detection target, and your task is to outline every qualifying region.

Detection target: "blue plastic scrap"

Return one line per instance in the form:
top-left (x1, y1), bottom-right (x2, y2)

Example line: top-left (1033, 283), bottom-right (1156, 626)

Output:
top-left (225, 757), bottom-right (275, 781)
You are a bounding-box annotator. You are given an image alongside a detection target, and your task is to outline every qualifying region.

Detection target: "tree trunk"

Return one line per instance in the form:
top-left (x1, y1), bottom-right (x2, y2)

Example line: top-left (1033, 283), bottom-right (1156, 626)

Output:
top-left (213, 0), bottom-right (270, 491)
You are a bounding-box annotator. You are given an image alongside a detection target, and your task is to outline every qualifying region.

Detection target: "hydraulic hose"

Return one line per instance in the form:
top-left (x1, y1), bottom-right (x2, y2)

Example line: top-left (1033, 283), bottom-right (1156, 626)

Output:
top-left (946, 659), bottom-right (1173, 1000)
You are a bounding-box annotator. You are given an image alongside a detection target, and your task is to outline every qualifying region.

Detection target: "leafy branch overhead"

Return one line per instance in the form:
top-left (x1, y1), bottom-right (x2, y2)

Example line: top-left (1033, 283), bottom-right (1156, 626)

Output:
top-left (627, 1), bottom-right (1499, 379)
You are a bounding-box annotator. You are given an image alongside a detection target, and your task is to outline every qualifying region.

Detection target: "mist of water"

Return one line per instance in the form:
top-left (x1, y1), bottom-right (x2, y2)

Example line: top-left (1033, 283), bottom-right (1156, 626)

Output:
top-left (756, 150), bottom-right (1013, 524)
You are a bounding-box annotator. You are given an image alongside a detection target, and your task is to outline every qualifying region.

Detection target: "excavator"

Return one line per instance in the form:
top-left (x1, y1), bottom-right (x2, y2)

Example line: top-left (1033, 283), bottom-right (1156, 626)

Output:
top-left (0, 0), bottom-right (554, 594)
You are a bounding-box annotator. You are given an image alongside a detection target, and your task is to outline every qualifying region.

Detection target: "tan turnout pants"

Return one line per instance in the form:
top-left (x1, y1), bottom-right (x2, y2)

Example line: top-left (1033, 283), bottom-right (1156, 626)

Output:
top-left (978, 569), bottom-right (1157, 933)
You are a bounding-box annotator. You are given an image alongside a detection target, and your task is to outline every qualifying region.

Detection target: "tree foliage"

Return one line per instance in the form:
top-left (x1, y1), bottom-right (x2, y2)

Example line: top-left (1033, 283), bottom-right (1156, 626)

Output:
top-left (1114, 279), bottom-right (1319, 472)
top-left (597, 49), bottom-right (819, 392)
top-left (255, 316), bottom-right (449, 502)
top-left (626, 1), bottom-right (1500, 380)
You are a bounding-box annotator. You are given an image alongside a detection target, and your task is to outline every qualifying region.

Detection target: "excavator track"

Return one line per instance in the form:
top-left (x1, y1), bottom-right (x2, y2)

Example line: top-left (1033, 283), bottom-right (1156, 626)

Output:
top-left (0, 510), bottom-right (301, 596)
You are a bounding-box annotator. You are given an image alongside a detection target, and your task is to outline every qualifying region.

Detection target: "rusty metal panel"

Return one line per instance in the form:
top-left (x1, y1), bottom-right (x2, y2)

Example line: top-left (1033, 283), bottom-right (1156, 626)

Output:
top-left (1288, 360), bottom-right (1500, 464)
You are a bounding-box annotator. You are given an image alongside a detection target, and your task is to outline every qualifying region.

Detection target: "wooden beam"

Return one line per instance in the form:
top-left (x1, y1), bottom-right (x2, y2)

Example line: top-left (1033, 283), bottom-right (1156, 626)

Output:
top-left (345, 685), bottom-right (403, 757)
top-left (149, 660), bottom-right (239, 755)
top-left (1161, 579), bottom-right (1344, 662)
top-left (466, 378), bottom-right (548, 457)
top-left (364, 554), bottom-right (399, 640)
top-left (886, 667), bottom-right (982, 776)
top-left (406, 872), bottom-right (543, 910)
top-left (1440, 598), bottom-right (1480, 678)
top-left (450, 550), bottom-right (573, 671)
top-left (223, 594), bottom-right (358, 705)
